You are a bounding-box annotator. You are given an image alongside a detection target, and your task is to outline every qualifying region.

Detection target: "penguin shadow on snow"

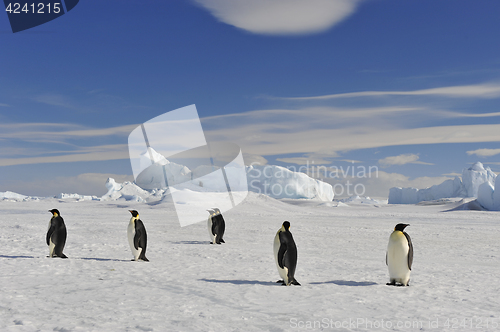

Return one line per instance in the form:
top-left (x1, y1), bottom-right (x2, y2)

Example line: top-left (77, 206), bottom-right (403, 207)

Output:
top-left (0, 255), bottom-right (35, 259)
top-left (79, 257), bottom-right (131, 262)
top-left (200, 278), bottom-right (277, 286)
top-left (172, 241), bottom-right (209, 245)
top-left (309, 280), bottom-right (378, 287)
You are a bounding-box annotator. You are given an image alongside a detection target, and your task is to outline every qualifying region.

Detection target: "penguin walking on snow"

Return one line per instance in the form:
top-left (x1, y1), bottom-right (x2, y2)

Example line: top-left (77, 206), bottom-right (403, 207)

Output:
top-left (128, 210), bottom-right (149, 261)
top-left (207, 208), bottom-right (225, 244)
top-left (274, 221), bottom-right (300, 286)
top-left (47, 209), bottom-right (68, 258)
top-left (386, 223), bottom-right (413, 286)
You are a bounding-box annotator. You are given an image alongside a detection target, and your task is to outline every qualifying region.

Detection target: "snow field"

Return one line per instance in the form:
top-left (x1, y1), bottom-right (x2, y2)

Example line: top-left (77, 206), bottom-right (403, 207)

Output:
top-left (0, 194), bottom-right (499, 331)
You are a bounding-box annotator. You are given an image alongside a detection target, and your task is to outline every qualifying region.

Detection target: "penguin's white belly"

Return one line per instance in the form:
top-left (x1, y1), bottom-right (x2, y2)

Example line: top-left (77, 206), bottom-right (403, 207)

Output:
top-left (127, 222), bottom-right (142, 260)
top-left (48, 238), bottom-right (55, 257)
top-left (207, 217), bottom-right (216, 243)
top-left (274, 232), bottom-right (289, 284)
top-left (387, 232), bottom-right (410, 284)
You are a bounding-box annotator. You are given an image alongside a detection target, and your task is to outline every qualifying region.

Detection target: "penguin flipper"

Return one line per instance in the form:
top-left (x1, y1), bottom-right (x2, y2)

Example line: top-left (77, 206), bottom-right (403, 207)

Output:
top-left (404, 232), bottom-right (413, 270)
top-left (277, 242), bottom-right (287, 269)
top-left (277, 232), bottom-right (288, 269)
top-left (134, 219), bottom-right (147, 250)
top-left (211, 218), bottom-right (217, 236)
top-left (133, 228), bottom-right (141, 250)
top-left (46, 222), bottom-right (55, 246)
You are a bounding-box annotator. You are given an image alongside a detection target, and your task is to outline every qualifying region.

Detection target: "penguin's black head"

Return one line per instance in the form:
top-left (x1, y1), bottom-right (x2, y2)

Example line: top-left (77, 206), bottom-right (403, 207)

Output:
top-left (282, 221), bottom-right (291, 231)
top-left (129, 210), bottom-right (139, 218)
top-left (49, 209), bottom-right (60, 216)
top-left (395, 223), bottom-right (409, 232)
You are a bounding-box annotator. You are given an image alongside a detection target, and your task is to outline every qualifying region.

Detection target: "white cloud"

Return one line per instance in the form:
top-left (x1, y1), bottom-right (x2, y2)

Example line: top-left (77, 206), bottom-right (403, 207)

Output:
top-left (276, 157), bottom-right (331, 165)
top-left (378, 154), bottom-right (433, 168)
top-left (203, 105), bottom-right (500, 158)
top-left (0, 144), bottom-right (129, 167)
top-left (0, 122), bottom-right (137, 166)
top-left (0, 123), bottom-right (136, 141)
top-left (193, 0), bottom-right (362, 35)
top-left (281, 83), bottom-right (500, 100)
top-left (466, 148), bottom-right (500, 157)
top-left (242, 153), bottom-right (268, 166)
top-left (34, 93), bottom-right (77, 109)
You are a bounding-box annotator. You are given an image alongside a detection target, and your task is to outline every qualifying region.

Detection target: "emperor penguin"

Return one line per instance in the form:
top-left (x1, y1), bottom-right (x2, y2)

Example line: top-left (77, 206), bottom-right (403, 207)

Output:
top-left (274, 221), bottom-right (300, 286)
top-left (207, 208), bottom-right (225, 244)
top-left (47, 209), bottom-right (68, 258)
top-left (386, 223), bottom-right (413, 286)
top-left (127, 210), bottom-right (149, 261)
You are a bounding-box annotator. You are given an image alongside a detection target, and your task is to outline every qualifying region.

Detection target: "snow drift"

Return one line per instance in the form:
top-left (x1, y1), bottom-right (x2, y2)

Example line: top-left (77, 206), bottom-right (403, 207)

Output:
top-left (388, 162), bottom-right (498, 208)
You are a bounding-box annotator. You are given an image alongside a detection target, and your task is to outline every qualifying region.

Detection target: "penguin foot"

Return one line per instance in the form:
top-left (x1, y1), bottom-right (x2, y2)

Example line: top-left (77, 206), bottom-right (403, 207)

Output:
top-left (59, 254), bottom-right (68, 259)
top-left (276, 280), bottom-right (286, 285)
top-left (220, 239), bottom-right (225, 243)
top-left (386, 280), bottom-right (396, 286)
top-left (140, 257), bottom-right (149, 262)
top-left (291, 279), bottom-right (301, 286)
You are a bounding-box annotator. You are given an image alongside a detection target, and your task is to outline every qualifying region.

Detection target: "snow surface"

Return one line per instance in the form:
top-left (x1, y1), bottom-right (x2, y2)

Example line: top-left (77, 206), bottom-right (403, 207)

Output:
top-left (389, 162), bottom-right (496, 205)
top-left (1, 193), bottom-right (499, 331)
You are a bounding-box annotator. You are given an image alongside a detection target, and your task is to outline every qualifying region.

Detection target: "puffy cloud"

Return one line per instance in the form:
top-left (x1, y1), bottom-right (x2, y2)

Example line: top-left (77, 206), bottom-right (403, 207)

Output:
top-left (193, 0), bottom-right (362, 35)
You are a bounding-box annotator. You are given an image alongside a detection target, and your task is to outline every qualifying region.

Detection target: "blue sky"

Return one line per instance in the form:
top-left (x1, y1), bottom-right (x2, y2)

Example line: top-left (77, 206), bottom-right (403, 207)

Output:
top-left (1, 0), bottom-right (500, 198)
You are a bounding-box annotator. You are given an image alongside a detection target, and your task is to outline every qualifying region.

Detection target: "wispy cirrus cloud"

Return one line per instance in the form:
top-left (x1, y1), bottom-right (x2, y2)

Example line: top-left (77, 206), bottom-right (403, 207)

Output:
top-left (201, 82), bottom-right (500, 163)
top-left (0, 123), bottom-right (136, 142)
top-left (0, 122), bottom-right (136, 166)
top-left (34, 93), bottom-right (77, 109)
top-left (0, 145), bottom-right (129, 167)
top-left (467, 148), bottom-right (500, 157)
top-left (203, 106), bottom-right (500, 158)
top-left (193, 0), bottom-right (362, 35)
top-left (278, 83), bottom-right (500, 101)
